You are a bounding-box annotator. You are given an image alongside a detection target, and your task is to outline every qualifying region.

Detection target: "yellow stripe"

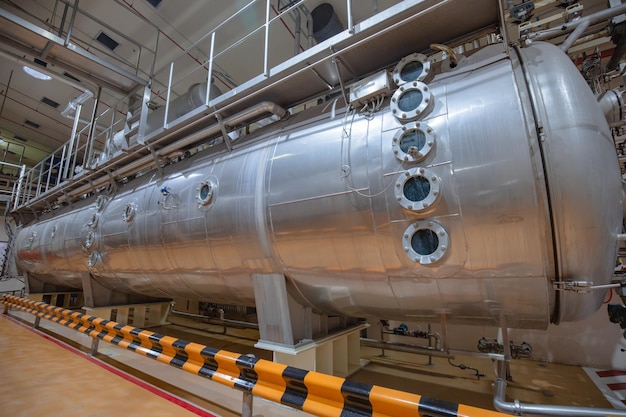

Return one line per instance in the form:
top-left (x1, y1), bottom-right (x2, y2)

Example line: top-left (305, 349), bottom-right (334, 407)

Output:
top-left (301, 371), bottom-right (344, 417)
top-left (212, 350), bottom-right (241, 388)
top-left (251, 359), bottom-right (288, 403)
top-left (135, 330), bottom-right (157, 357)
top-left (369, 385), bottom-right (422, 417)
top-left (157, 335), bottom-right (179, 365)
top-left (182, 342), bottom-right (206, 374)
top-left (457, 403), bottom-right (510, 417)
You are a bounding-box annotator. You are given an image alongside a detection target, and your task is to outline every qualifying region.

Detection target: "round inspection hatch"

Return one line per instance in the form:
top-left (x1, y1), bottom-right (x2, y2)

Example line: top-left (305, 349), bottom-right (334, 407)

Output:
top-left (395, 168), bottom-right (441, 212)
top-left (402, 220), bottom-right (449, 265)
top-left (390, 81), bottom-right (434, 123)
top-left (392, 122), bottom-right (435, 163)
top-left (392, 53), bottom-right (433, 86)
top-left (122, 203), bottom-right (136, 223)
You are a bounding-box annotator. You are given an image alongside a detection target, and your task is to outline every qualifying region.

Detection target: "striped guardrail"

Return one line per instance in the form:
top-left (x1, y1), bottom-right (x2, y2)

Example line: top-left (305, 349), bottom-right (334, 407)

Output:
top-left (2, 294), bottom-right (509, 417)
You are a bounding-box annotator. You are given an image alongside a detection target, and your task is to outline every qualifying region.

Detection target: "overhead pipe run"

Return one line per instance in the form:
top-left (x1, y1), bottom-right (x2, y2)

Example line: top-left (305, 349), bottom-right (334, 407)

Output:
top-left (527, 2), bottom-right (626, 44)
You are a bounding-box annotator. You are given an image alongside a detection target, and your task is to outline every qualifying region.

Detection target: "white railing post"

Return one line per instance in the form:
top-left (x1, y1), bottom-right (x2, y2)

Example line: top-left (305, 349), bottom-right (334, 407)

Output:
top-left (264, 0), bottom-right (271, 76)
top-left (206, 32), bottom-right (216, 106)
top-left (164, 62), bottom-right (174, 129)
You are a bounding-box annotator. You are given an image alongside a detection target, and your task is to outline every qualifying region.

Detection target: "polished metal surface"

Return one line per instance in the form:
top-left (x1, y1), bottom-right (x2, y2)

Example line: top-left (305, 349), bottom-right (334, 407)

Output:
top-left (13, 42), bottom-right (623, 329)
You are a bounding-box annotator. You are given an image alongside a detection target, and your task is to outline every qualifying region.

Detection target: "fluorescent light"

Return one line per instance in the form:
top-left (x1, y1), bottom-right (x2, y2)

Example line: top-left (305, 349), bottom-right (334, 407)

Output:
top-left (23, 66), bottom-right (52, 81)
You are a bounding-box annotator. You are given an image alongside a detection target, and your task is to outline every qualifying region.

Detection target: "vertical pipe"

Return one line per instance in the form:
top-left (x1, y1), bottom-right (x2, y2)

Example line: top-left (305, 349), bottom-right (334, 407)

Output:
top-left (347, 0), bottom-right (354, 34)
top-left (137, 85), bottom-right (152, 144)
top-left (292, 7), bottom-right (301, 56)
top-left (206, 32), bottom-right (216, 106)
top-left (64, 103), bottom-right (82, 179)
top-left (497, 0), bottom-right (510, 48)
top-left (90, 338), bottom-right (100, 356)
top-left (67, 104), bottom-right (83, 178)
top-left (12, 164), bottom-right (25, 211)
top-left (300, 5), bottom-right (314, 48)
top-left (33, 315), bottom-right (41, 329)
top-left (65, 0), bottom-right (80, 46)
top-left (35, 162), bottom-right (43, 197)
top-left (242, 392), bottom-right (253, 417)
top-left (498, 313), bottom-right (511, 380)
top-left (264, 0), bottom-right (271, 76)
top-left (57, 145), bottom-right (67, 186)
top-left (427, 323), bottom-right (433, 366)
top-left (44, 154), bottom-right (54, 193)
top-left (58, 2), bottom-right (69, 37)
top-left (439, 313), bottom-right (449, 352)
top-left (164, 62), bottom-right (174, 129)
top-left (85, 86), bottom-right (102, 168)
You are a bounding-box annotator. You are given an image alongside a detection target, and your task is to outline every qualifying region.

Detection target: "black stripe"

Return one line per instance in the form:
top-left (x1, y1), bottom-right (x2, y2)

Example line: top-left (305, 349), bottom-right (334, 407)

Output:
top-left (198, 347), bottom-right (220, 379)
top-left (340, 380), bottom-right (373, 417)
top-left (147, 334), bottom-right (164, 357)
top-left (234, 354), bottom-right (259, 391)
top-left (418, 397), bottom-right (459, 417)
top-left (170, 339), bottom-right (189, 368)
top-left (130, 328), bottom-right (142, 336)
top-left (281, 366), bottom-right (309, 409)
top-left (113, 323), bottom-right (125, 330)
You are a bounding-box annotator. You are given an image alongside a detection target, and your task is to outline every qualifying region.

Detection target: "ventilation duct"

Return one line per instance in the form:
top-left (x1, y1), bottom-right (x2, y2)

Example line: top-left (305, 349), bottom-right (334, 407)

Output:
top-left (312, 3), bottom-right (343, 43)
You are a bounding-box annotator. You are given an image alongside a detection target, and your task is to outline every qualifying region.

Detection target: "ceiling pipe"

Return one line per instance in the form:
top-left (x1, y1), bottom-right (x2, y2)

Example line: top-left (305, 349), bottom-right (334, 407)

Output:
top-left (529, 2), bottom-right (626, 43)
top-left (299, 5), bottom-right (314, 48)
top-left (560, 19), bottom-right (590, 52)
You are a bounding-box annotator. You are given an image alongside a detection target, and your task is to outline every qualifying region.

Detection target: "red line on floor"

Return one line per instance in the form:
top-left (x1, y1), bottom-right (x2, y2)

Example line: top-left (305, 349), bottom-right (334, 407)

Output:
top-left (2, 314), bottom-right (218, 417)
top-left (608, 382), bottom-right (626, 391)
top-left (597, 370), bottom-right (626, 378)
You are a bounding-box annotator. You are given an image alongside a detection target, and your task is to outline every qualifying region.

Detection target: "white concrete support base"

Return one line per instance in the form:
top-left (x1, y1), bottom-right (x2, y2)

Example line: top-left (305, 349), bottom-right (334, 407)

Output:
top-left (27, 292), bottom-right (83, 309)
top-left (256, 323), bottom-right (368, 377)
top-left (84, 302), bottom-right (171, 327)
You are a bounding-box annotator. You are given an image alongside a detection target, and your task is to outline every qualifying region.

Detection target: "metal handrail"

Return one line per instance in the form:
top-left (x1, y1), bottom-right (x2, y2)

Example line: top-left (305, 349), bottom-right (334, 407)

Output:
top-left (2, 295), bottom-right (508, 417)
top-left (11, 0), bottom-right (421, 214)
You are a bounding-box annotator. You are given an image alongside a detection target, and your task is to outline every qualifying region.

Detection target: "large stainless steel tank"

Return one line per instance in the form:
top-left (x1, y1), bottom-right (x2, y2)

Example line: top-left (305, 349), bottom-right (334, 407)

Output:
top-left (14, 42), bottom-right (624, 329)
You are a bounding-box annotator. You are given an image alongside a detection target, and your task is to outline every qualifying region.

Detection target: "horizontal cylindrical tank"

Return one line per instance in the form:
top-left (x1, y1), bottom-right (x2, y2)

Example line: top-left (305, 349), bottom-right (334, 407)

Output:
top-left (14, 42), bottom-right (623, 329)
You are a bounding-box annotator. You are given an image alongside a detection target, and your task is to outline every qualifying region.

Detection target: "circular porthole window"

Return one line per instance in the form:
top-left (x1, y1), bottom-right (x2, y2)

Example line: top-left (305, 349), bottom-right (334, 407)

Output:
top-left (390, 82), bottom-right (434, 123)
top-left (402, 220), bottom-right (449, 265)
top-left (392, 122), bottom-right (435, 163)
top-left (122, 203), bottom-right (136, 223)
top-left (196, 180), bottom-right (215, 206)
top-left (395, 168), bottom-right (441, 212)
top-left (392, 53), bottom-right (433, 86)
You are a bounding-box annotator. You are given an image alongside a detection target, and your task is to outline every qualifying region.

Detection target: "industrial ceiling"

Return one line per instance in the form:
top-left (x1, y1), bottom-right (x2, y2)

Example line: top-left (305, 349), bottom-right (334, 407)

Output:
top-left (0, 0), bottom-right (620, 189)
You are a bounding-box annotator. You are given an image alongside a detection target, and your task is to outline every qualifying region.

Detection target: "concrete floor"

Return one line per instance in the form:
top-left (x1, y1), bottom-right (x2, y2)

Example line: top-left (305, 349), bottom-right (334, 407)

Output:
top-left (0, 309), bottom-right (619, 417)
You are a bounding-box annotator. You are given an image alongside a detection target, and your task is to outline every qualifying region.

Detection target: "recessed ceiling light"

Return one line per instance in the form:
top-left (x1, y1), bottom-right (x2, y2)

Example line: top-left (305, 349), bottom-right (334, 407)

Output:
top-left (23, 66), bottom-right (52, 80)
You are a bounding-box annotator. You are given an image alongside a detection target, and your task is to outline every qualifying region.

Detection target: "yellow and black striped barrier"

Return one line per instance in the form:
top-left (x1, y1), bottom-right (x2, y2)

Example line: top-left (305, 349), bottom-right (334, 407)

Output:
top-left (2, 294), bottom-right (509, 417)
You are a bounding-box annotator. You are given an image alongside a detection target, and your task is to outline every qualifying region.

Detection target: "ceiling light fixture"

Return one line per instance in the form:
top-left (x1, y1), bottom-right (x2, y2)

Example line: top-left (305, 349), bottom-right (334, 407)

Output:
top-left (23, 66), bottom-right (52, 81)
